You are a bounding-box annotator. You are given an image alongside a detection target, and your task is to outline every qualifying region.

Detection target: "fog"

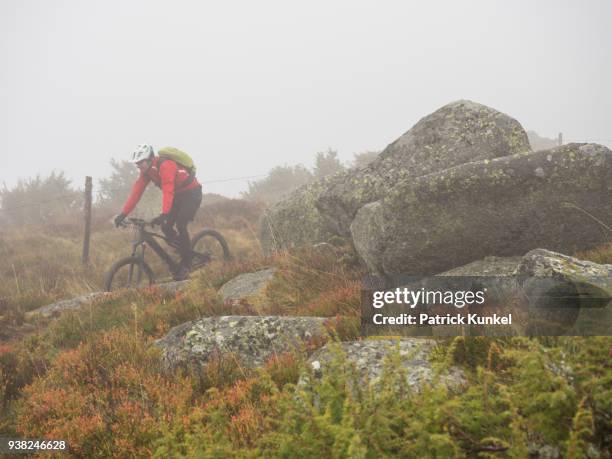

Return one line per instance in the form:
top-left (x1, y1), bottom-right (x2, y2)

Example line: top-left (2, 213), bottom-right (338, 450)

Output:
top-left (1, 0), bottom-right (611, 197)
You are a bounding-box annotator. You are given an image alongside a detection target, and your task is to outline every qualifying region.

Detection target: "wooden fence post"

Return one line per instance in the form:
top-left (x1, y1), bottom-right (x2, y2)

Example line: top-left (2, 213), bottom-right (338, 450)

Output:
top-left (82, 176), bottom-right (92, 264)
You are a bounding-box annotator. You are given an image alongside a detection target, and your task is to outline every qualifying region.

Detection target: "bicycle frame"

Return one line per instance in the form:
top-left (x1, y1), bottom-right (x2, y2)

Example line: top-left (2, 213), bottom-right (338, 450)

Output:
top-left (130, 225), bottom-right (180, 273)
top-left (121, 217), bottom-right (217, 278)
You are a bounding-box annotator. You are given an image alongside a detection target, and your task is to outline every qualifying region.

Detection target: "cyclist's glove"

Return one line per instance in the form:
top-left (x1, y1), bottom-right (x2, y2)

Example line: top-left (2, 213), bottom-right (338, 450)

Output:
top-left (114, 213), bottom-right (126, 227)
top-left (151, 213), bottom-right (167, 226)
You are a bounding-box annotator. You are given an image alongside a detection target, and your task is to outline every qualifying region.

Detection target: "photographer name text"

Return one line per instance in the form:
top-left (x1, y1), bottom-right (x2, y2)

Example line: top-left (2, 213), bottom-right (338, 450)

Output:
top-left (372, 313), bottom-right (512, 325)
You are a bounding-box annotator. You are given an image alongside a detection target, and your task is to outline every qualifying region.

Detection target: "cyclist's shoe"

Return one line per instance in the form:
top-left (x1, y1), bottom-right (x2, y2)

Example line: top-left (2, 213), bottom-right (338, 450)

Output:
top-left (161, 224), bottom-right (178, 240)
top-left (173, 266), bottom-right (191, 281)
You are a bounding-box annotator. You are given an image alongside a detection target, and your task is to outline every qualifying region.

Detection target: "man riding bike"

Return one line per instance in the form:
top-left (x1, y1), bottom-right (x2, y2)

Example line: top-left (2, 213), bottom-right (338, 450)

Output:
top-left (114, 144), bottom-right (202, 281)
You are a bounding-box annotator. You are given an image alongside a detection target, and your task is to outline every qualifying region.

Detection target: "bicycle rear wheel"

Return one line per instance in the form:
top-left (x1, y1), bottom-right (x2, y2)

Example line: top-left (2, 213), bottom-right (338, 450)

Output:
top-left (190, 229), bottom-right (231, 268)
top-left (104, 256), bottom-right (155, 292)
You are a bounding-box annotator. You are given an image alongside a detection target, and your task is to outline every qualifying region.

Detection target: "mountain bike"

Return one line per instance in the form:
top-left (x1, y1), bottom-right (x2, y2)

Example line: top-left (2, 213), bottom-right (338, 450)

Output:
top-left (104, 218), bottom-right (231, 292)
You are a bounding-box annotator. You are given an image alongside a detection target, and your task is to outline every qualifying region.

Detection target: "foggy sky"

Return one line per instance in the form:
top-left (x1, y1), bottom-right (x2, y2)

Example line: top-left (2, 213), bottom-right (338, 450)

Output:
top-left (1, 0), bottom-right (611, 197)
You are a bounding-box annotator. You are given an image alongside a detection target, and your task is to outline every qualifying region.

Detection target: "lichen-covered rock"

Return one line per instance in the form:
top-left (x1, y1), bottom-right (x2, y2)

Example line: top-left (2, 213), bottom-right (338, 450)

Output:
top-left (517, 249), bottom-right (612, 334)
top-left (439, 249), bottom-right (612, 287)
top-left (26, 280), bottom-right (190, 319)
top-left (258, 176), bottom-right (338, 253)
top-left (517, 249), bottom-right (612, 289)
top-left (155, 315), bottom-right (329, 369)
top-left (26, 292), bottom-right (110, 318)
top-left (432, 249), bottom-right (611, 336)
top-left (300, 339), bottom-right (466, 392)
top-left (258, 100), bottom-right (530, 252)
top-left (218, 268), bottom-right (276, 305)
top-left (352, 143), bottom-right (612, 277)
top-left (349, 201), bottom-right (386, 274)
top-left (516, 248), bottom-right (612, 307)
top-left (316, 100), bottom-right (531, 236)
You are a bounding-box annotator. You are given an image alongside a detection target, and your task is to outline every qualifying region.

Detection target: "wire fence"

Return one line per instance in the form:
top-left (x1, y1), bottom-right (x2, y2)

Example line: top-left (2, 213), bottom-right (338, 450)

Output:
top-left (0, 171), bottom-right (273, 262)
top-left (0, 172), bottom-right (270, 214)
top-left (1, 135), bottom-right (611, 215)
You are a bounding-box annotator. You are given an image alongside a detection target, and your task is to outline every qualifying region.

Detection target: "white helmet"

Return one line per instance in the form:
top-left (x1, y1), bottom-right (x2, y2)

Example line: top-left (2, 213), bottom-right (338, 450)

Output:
top-left (130, 144), bottom-right (154, 163)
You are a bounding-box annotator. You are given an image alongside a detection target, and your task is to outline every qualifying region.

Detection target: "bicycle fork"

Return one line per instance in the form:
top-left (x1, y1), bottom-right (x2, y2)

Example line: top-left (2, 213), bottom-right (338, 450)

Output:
top-left (128, 242), bottom-right (147, 287)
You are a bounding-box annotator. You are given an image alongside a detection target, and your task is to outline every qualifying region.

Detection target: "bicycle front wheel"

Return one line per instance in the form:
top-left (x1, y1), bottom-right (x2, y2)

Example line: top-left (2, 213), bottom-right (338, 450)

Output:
top-left (190, 229), bottom-right (232, 268)
top-left (104, 256), bottom-right (155, 292)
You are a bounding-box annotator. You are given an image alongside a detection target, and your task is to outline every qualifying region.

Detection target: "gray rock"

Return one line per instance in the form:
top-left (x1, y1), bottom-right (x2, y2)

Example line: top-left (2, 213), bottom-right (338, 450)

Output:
top-left (434, 249), bottom-right (612, 336)
top-left (517, 249), bottom-right (612, 288)
top-left (258, 175), bottom-right (339, 254)
top-left (516, 249), bottom-right (612, 335)
top-left (439, 248), bottom-right (612, 284)
top-left (259, 100), bottom-right (530, 253)
top-left (350, 202), bottom-right (386, 276)
top-left (364, 249), bottom-right (611, 338)
top-left (316, 100), bottom-right (531, 236)
top-left (155, 315), bottom-right (330, 369)
top-left (351, 143), bottom-right (612, 277)
top-left (26, 280), bottom-right (192, 319)
top-left (26, 292), bottom-right (110, 318)
top-left (218, 268), bottom-right (276, 304)
top-left (300, 339), bottom-right (466, 392)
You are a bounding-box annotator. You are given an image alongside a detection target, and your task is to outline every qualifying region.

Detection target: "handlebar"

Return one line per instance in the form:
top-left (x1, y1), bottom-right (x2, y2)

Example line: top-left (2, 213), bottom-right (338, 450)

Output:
top-left (117, 217), bottom-right (177, 246)
top-left (119, 217), bottom-right (159, 229)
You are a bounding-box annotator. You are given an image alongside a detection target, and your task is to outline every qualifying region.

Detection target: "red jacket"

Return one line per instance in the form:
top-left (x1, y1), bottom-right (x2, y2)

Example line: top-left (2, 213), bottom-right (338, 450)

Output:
top-left (122, 157), bottom-right (201, 215)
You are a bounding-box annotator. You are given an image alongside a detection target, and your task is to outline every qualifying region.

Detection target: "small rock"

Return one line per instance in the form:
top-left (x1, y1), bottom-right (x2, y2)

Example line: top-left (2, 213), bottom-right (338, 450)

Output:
top-left (218, 268), bottom-right (276, 306)
top-left (26, 292), bottom-right (110, 318)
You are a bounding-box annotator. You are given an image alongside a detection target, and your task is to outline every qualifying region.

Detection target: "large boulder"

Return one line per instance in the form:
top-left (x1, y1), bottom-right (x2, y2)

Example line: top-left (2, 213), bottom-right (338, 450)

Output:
top-left (440, 249), bottom-right (612, 292)
top-left (258, 176), bottom-right (338, 254)
top-left (365, 249), bottom-right (611, 337)
top-left (316, 100), bottom-right (531, 236)
top-left (351, 143), bottom-right (612, 277)
top-left (155, 315), bottom-right (330, 370)
top-left (258, 100), bottom-right (531, 253)
top-left (439, 249), bottom-right (612, 312)
top-left (516, 249), bottom-right (612, 335)
top-left (517, 249), bottom-right (612, 288)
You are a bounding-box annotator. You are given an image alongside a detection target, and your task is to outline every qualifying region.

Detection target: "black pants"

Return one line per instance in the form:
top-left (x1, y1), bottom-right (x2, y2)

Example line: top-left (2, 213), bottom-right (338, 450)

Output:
top-left (161, 186), bottom-right (202, 269)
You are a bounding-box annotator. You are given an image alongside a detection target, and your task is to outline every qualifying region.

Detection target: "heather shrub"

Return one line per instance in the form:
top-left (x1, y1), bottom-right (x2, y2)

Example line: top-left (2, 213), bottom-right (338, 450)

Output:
top-left (264, 352), bottom-right (305, 389)
top-left (263, 247), bottom-right (363, 315)
top-left (0, 343), bottom-right (47, 420)
top-left (187, 349), bottom-right (254, 396)
top-left (41, 286), bottom-right (217, 350)
top-left (16, 329), bottom-right (194, 458)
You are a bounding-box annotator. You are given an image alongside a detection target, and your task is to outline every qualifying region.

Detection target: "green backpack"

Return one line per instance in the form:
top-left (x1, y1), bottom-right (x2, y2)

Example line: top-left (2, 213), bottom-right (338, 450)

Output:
top-left (157, 147), bottom-right (196, 173)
